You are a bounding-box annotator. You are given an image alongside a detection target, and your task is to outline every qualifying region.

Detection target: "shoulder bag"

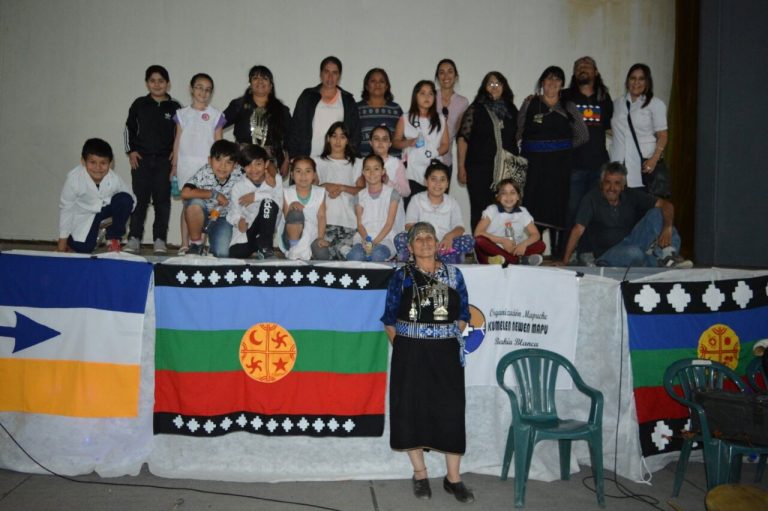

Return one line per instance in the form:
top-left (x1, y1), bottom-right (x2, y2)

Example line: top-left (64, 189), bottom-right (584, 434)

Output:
top-left (627, 100), bottom-right (671, 198)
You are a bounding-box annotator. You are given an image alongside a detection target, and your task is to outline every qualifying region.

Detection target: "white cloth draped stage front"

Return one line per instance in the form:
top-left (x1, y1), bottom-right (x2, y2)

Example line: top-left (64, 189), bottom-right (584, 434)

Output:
top-left (2, 255), bottom-right (763, 484)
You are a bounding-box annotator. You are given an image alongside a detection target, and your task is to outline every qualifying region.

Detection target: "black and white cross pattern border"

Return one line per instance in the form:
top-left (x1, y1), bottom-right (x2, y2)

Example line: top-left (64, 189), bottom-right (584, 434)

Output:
top-left (621, 275), bottom-right (768, 315)
top-left (639, 417), bottom-right (698, 457)
top-left (154, 264), bottom-right (393, 290)
top-left (154, 411), bottom-right (384, 437)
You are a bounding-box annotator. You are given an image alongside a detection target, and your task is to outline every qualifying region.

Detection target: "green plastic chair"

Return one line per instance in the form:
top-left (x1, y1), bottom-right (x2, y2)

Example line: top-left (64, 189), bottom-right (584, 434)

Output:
top-left (663, 358), bottom-right (768, 495)
top-left (495, 348), bottom-right (605, 508)
top-left (746, 357), bottom-right (767, 393)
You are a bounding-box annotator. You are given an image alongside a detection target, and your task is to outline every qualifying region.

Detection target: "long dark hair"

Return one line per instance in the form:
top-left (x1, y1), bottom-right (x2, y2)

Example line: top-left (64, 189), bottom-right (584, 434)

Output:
top-left (434, 58), bottom-right (459, 82)
top-left (567, 57), bottom-right (609, 101)
top-left (474, 71), bottom-right (515, 111)
top-left (361, 68), bottom-right (394, 102)
top-left (536, 66), bottom-right (566, 93)
top-left (535, 66), bottom-right (572, 121)
top-left (240, 65), bottom-right (286, 141)
top-left (320, 121), bottom-right (357, 163)
top-left (408, 80), bottom-right (441, 135)
top-left (625, 63), bottom-right (654, 108)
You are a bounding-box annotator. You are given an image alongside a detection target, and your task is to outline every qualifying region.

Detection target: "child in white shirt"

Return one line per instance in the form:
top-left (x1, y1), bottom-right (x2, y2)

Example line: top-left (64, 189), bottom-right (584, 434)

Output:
top-left (474, 178), bottom-right (545, 265)
top-left (394, 160), bottom-right (474, 263)
top-left (57, 138), bottom-right (135, 253)
top-left (347, 154), bottom-right (404, 261)
top-left (315, 122), bottom-right (362, 259)
top-left (368, 125), bottom-right (410, 198)
top-left (280, 156), bottom-right (329, 260)
top-left (172, 73), bottom-right (225, 253)
top-left (227, 145), bottom-right (282, 259)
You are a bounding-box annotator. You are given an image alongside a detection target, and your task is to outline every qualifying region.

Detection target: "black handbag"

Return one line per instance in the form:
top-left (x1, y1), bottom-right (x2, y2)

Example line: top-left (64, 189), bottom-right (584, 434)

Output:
top-left (627, 100), bottom-right (671, 198)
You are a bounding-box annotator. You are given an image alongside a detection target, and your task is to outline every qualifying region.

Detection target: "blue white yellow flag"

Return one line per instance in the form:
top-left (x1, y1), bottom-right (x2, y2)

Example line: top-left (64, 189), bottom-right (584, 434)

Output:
top-left (0, 253), bottom-right (152, 418)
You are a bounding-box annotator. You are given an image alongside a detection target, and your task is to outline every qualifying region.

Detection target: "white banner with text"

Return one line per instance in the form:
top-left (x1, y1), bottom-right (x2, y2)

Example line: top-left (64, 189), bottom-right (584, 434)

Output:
top-left (460, 264), bottom-right (580, 388)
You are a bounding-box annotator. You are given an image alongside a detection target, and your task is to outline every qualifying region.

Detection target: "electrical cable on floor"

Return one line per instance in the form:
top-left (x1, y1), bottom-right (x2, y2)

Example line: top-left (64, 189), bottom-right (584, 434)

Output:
top-left (577, 271), bottom-right (674, 510)
top-left (0, 421), bottom-right (344, 511)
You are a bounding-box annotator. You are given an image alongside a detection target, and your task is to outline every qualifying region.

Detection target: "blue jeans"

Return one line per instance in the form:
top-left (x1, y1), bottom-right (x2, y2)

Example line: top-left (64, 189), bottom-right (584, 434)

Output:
top-left (567, 166), bottom-right (601, 253)
top-left (347, 243), bottom-right (392, 262)
top-left (184, 198), bottom-right (232, 258)
top-left (596, 208), bottom-right (681, 267)
top-left (68, 192), bottom-right (134, 253)
top-left (206, 218), bottom-right (233, 257)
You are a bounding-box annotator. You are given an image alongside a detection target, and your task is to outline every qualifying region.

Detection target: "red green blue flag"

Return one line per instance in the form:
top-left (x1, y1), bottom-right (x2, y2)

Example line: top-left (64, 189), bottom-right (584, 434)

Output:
top-left (621, 275), bottom-right (768, 458)
top-left (153, 263), bottom-right (392, 437)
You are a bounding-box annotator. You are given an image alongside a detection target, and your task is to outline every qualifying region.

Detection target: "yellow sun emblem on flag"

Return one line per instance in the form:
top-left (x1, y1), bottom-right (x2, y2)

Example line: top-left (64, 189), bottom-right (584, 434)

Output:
top-left (697, 323), bottom-right (740, 369)
top-left (239, 323), bottom-right (297, 383)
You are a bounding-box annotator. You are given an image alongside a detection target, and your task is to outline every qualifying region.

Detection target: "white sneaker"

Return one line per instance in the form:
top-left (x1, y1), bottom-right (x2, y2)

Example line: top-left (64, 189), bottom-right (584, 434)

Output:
top-left (660, 254), bottom-right (693, 269)
top-left (153, 239), bottom-right (167, 254)
top-left (521, 254), bottom-right (544, 266)
top-left (124, 237), bottom-right (140, 253)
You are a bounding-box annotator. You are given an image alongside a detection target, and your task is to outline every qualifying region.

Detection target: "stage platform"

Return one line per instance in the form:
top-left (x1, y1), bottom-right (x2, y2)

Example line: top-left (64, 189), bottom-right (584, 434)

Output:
top-left (1, 246), bottom-right (766, 493)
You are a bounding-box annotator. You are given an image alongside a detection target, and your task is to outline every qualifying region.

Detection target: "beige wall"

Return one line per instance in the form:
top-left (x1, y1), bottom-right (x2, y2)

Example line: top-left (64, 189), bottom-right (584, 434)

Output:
top-left (0, 0), bottom-right (675, 243)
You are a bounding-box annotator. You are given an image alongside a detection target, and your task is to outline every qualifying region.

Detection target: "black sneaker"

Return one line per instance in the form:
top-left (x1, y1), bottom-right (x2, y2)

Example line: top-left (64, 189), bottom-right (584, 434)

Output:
top-left (260, 247), bottom-right (275, 259)
top-left (187, 244), bottom-right (203, 256)
top-left (412, 477), bottom-right (431, 500)
top-left (443, 477), bottom-right (474, 503)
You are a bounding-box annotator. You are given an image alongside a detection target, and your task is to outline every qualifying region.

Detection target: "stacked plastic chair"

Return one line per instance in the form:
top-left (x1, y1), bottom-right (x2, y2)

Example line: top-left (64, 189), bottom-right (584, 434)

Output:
top-left (663, 358), bottom-right (768, 495)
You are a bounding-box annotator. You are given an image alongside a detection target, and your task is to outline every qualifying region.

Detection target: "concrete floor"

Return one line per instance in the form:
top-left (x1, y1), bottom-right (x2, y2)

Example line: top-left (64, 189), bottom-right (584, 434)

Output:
top-left (1, 461), bottom-right (766, 511)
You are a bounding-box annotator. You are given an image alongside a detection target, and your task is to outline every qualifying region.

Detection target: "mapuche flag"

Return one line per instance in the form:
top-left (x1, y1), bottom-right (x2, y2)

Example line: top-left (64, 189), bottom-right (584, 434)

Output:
top-left (153, 263), bottom-right (392, 437)
top-left (621, 275), bottom-right (768, 459)
top-left (0, 253), bottom-right (152, 418)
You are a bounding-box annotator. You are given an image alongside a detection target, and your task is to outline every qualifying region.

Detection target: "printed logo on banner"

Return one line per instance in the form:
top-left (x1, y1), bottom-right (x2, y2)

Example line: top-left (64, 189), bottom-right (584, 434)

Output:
top-left (462, 305), bottom-right (486, 353)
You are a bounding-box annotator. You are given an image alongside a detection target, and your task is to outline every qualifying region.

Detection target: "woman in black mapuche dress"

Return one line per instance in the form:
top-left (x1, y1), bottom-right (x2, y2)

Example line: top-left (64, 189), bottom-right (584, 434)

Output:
top-left (517, 65), bottom-right (588, 258)
top-left (381, 222), bottom-right (474, 503)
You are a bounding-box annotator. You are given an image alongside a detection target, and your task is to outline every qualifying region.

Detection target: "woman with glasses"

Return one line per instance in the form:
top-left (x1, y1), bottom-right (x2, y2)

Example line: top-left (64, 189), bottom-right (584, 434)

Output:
top-left (457, 71), bottom-right (519, 230)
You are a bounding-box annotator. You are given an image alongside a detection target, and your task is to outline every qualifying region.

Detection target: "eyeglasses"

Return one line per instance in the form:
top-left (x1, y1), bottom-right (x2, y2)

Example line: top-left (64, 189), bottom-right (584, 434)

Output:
top-left (193, 85), bottom-right (213, 93)
top-left (488, 82), bottom-right (502, 88)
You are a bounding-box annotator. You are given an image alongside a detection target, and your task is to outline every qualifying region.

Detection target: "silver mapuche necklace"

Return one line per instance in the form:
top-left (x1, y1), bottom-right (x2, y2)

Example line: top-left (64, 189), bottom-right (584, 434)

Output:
top-left (408, 266), bottom-right (449, 322)
top-left (249, 107), bottom-right (269, 147)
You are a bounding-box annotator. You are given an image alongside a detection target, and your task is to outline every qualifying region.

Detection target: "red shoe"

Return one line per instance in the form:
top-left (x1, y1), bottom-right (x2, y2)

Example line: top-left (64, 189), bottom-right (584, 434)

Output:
top-left (108, 239), bottom-right (121, 252)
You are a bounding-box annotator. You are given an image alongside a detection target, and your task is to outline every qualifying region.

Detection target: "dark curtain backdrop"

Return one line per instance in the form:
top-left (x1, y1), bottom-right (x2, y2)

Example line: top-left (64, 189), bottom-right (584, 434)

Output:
top-left (668, 0), bottom-right (699, 258)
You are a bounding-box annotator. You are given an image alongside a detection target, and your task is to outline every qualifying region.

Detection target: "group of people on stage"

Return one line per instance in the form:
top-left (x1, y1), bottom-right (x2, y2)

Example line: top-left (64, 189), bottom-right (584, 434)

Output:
top-left (58, 54), bottom-right (691, 269)
top-left (54, 54), bottom-right (697, 504)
